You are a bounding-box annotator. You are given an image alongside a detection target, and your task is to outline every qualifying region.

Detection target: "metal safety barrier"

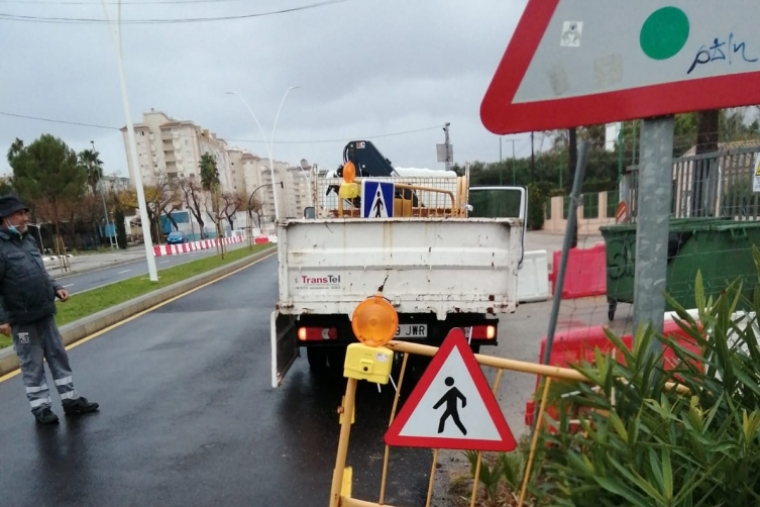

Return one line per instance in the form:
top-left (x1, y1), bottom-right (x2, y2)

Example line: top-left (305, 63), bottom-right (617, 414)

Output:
top-left (328, 296), bottom-right (690, 507)
top-left (327, 320), bottom-right (587, 507)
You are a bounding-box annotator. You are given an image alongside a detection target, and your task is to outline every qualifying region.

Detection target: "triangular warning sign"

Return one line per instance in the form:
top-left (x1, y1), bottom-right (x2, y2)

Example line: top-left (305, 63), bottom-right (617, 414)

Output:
top-left (385, 329), bottom-right (517, 452)
top-left (481, 0), bottom-right (760, 135)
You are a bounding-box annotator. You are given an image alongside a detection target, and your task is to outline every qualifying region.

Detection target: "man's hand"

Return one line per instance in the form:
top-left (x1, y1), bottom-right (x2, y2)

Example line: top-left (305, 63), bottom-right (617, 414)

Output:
top-left (56, 289), bottom-right (69, 302)
top-left (0, 324), bottom-right (11, 337)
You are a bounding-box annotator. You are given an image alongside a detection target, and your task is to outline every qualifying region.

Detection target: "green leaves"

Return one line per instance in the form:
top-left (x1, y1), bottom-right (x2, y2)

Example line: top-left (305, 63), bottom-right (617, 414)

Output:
top-left (536, 249), bottom-right (760, 506)
top-left (9, 134), bottom-right (86, 203)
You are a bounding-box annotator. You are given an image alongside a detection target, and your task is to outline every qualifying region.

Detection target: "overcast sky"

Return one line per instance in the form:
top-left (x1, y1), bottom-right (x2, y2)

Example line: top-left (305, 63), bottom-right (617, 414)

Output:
top-left (0, 0), bottom-right (536, 179)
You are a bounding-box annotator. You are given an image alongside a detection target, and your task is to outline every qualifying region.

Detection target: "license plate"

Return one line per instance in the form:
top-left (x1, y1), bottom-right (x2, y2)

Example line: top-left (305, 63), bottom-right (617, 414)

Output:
top-left (395, 324), bottom-right (428, 339)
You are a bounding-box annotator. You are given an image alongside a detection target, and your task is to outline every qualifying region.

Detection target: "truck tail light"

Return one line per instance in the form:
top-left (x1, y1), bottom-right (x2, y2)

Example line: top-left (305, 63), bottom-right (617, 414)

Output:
top-left (298, 327), bottom-right (338, 341)
top-left (471, 325), bottom-right (496, 340)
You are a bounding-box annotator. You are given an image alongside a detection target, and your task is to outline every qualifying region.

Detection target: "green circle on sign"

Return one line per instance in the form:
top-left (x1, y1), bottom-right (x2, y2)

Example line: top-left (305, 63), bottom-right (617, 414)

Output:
top-left (640, 7), bottom-right (690, 60)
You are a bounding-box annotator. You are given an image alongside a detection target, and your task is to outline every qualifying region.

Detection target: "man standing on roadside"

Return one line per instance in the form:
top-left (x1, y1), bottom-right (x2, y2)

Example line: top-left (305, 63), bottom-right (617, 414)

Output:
top-left (0, 195), bottom-right (99, 424)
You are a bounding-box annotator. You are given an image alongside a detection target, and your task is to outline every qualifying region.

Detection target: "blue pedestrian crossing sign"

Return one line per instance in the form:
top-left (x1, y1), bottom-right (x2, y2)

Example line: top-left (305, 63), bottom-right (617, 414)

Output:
top-left (361, 180), bottom-right (394, 218)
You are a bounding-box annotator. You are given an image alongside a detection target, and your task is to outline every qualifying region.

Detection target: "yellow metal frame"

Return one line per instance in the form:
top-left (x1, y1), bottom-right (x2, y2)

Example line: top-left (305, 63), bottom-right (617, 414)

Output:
top-left (328, 338), bottom-right (691, 507)
top-left (334, 178), bottom-right (464, 219)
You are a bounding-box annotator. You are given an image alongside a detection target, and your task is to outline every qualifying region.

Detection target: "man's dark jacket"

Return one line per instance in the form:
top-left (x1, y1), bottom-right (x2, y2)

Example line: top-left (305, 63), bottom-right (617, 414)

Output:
top-left (0, 231), bottom-right (62, 325)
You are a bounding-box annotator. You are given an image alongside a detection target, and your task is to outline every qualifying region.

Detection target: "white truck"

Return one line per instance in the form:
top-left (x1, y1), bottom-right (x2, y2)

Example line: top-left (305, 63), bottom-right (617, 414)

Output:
top-left (270, 142), bottom-right (527, 387)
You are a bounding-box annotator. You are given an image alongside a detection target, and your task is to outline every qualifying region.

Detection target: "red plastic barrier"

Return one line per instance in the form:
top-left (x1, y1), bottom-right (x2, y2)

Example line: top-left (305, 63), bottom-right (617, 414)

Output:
top-left (548, 243), bottom-right (607, 299)
top-left (254, 236), bottom-right (270, 245)
top-left (524, 320), bottom-right (704, 427)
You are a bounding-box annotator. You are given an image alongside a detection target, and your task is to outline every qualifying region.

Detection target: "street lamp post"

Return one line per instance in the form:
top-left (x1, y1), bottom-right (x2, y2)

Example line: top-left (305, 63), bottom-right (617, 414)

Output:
top-left (28, 223), bottom-right (44, 253)
top-left (91, 140), bottom-right (115, 249)
top-left (247, 183), bottom-right (269, 229)
top-left (100, 0), bottom-right (158, 281)
top-left (296, 165), bottom-right (315, 209)
top-left (226, 87), bottom-right (300, 223)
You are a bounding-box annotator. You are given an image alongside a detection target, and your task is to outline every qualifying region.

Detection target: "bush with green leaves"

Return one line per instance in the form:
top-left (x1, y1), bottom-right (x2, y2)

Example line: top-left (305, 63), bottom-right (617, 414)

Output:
top-left (531, 246), bottom-right (760, 506)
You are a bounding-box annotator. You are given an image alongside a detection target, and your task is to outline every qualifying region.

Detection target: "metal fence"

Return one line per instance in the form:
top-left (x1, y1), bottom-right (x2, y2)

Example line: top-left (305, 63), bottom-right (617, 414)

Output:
top-left (626, 146), bottom-right (760, 222)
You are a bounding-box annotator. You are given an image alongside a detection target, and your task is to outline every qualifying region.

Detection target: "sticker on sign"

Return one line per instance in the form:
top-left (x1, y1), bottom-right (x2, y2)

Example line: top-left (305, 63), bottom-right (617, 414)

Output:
top-left (481, 0), bottom-right (760, 134)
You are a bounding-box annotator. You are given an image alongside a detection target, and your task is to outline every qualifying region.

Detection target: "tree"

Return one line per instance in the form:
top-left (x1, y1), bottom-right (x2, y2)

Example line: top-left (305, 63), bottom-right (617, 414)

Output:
top-left (221, 191), bottom-right (245, 231)
top-left (246, 192), bottom-right (264, 229)
top-left (78, 148), bottom-right (104, 196)
top-left (0, 179), bottom-right (14, 196)
top-left (199, 153), bottom-right (225, 257)
top-left (8, 134), bottom-right (87, 261)
top-left (200, 153), bottom-right (220, 191)
top-left (113, 208), bottom-right (128, 249)
top-left (178, 177), bottom-right (206, 237)
top-left (115, 177), bottom-right (181, 244)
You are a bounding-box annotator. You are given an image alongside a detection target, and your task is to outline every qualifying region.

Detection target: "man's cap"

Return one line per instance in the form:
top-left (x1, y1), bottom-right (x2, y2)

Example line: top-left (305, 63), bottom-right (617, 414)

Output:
top-left (0, 195), bottom-right (29, 219)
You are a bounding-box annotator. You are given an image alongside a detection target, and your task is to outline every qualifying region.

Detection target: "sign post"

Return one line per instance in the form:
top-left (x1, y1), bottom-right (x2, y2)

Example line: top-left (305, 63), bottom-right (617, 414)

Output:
top-left (633, 117), bottom-right (674, 351)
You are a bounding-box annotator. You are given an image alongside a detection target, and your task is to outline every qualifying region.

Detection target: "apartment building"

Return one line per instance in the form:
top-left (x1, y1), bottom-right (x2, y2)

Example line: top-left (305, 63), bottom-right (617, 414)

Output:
top-left (226, 147), bottom-right (246, 195)
top-left (120, 110), bottom-right (233, 192)
top-left (239, 154), bottom-right (314, 220)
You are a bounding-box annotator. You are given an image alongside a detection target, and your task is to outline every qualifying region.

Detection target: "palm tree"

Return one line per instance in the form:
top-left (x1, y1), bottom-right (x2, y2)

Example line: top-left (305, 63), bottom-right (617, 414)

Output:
top-left (79, 149), bottom-right (104, 195)
top-left (199, 153), bottom-right (220, 191)
top-left (199, 152), bottom-right (224, 256)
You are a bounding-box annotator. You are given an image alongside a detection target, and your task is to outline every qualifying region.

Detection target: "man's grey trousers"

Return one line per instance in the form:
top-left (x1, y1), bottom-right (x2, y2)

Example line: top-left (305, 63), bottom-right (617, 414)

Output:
top-left (12, 316), bottom-right (78, 412)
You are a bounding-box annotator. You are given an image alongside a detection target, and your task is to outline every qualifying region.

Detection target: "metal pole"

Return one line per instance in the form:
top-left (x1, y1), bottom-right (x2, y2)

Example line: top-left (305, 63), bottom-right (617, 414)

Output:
top-left (632, 121), bottom-right (638, 167)
top-left (617, 123), bottom-right (624, 183)
top-left (101, 0), bottom-right (157, 281)
top-left (559, 141), bottom-right (564, 189)
top-left (540, 139), bottom-right (588, 362)
top-left (532, 139), bottom-right (589, 429)
top-left (499, 137), bottom-right (503, 185)
top-left (633, 116), bottom-right (674, 347)
top-left (329, 378), bottom-right (358, 507)
top-left (227, 88), bottom-right (299, 222)
top-left (91, 140), bottom-right (115, 249)
top-left (512, 140), bottom-right (516, 185)
top-left (530, 131), bottom-right (536, 182)
top-left (443, 123), bottom-right (451, 172)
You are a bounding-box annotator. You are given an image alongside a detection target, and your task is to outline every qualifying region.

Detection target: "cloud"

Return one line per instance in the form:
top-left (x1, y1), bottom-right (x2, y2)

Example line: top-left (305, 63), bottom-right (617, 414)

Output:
top-left (0, 0), bottom-right (532, 178)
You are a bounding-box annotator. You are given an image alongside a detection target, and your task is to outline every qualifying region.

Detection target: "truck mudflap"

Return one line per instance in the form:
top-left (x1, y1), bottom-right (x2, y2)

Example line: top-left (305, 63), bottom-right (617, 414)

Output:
top-left (270, 310), bottom-right (299, 388)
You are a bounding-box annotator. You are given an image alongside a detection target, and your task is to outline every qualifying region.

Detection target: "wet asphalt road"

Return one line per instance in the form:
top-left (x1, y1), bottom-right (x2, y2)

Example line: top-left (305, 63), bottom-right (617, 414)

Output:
top-left (0, 255), bottom-right (433, 507)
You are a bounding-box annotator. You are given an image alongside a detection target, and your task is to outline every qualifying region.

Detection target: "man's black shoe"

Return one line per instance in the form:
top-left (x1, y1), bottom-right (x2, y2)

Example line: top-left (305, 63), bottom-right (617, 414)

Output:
top-left (63, 397), bottom-right (100, 416)
top-left (34, 407), bottom-right (59, 425)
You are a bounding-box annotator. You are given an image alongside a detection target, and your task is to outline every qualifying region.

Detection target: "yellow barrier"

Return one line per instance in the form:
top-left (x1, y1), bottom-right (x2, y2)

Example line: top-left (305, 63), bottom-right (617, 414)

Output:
top-left (329, 340), bottom-right (689, 507)
top-left (333, 179), bottom-right (462, 219)
top-left (329, 297), bottom-right (689, 507)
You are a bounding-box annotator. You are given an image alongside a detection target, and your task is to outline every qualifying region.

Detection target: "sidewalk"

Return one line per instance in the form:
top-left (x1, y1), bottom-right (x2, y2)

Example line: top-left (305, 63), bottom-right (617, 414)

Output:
top-left (44, 241), bottom-right (253, 278)
top-left (45, 247), bottom-right (147, 278)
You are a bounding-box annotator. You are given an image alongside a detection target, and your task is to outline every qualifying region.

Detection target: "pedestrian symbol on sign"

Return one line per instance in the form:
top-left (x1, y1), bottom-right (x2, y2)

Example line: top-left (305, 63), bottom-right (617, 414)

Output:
top-left (434, 377), bottom-right (467, 435)
top-left (372, 189), bottom-right (386, 217)
top-left (384, 328), bottom-right (517, 452)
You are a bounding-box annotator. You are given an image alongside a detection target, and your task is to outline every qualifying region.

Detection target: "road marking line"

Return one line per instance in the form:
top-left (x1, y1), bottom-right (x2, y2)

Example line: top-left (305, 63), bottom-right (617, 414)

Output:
top-left (117, 269), bottom-right (132, 274)
top-left (0, 250), bottom-right (276, 385)
top-left (63, 284), bottom-right (74, 288)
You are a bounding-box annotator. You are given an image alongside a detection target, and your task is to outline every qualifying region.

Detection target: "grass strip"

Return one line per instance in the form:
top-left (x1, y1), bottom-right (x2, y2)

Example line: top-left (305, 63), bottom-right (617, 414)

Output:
top-left (0, 244), bottom-right (273, 349)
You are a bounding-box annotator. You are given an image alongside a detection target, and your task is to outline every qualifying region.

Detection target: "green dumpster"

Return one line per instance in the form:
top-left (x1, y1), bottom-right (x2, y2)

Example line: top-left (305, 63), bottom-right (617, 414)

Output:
top-left (600, 218), bottom-right (760, 320)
